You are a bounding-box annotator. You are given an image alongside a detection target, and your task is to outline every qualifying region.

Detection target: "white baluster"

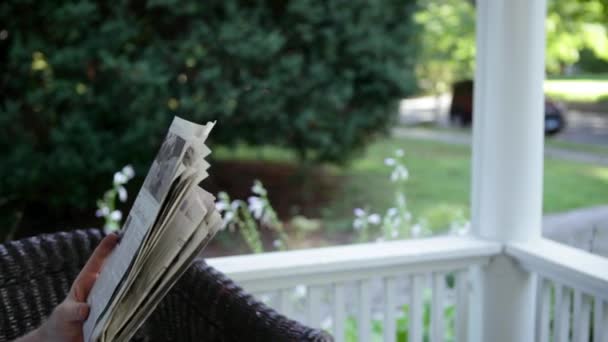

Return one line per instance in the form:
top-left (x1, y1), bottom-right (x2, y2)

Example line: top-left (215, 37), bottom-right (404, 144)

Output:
top-left (431, 272), bottom-right (445, 342)
top-left (409, 274), bottom-right (424, 342)
top-left (307, 285), bottom-right (323, 328)
top-left (383, 276), bottom-right (397, 342)
top-left (279, 288), bottom-right (292, 318)
top-left (455, 270), bottom-right (469, 342)
top-left (358, 279), bottom-right (372, 342)
top-left (554, 284), bottom-right (571, 342)
top-left (594, 297), bottom-right (607, 342)
top-left (536, 278), bottom-right (552, 342)
top-left (333, 283), bottom-right (346, 342)
top-left (573, 290), bottom-right (592, 342)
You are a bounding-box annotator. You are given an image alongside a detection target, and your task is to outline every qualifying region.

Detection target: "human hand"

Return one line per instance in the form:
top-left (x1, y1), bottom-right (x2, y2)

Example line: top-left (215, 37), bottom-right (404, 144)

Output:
top-left (18, 233), bottom-right (119, 342)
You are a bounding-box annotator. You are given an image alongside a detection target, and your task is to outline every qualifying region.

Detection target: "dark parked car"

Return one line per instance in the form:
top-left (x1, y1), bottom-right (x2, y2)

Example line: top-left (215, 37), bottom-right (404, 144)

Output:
top-left (449, 80), bottom-right (566, 136)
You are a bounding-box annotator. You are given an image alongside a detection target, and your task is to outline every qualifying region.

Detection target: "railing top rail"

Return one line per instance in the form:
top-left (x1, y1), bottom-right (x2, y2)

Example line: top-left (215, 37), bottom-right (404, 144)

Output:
top-left (207, 235), bottom-right (501, 285)
top-left (506, 238), bottom-right (608, 299)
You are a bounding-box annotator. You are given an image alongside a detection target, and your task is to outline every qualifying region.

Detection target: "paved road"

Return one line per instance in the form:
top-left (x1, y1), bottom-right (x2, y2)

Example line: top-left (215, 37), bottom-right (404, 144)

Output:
top-left (399, 95), bottom-right (608, 147)
top-left (543, 205), bottom-right (608, 258)
top-left (392, 126), bottom-right (608, 166)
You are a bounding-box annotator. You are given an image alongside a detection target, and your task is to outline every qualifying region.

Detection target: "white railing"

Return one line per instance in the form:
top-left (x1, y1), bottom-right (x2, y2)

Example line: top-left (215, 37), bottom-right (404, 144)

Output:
top-left (506, 238), bottom-right (608, 342)
top-left (208, 236), bottom-right (500, 341)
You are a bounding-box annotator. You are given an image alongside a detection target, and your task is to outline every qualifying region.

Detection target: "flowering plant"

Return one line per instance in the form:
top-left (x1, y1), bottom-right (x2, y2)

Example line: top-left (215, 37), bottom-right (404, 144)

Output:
top-left (96, 165), bottom-right (135, 233)
top-left (353, 149), bottom-right (448, 242)
top-left (215, 180), bottom-right (288, 253)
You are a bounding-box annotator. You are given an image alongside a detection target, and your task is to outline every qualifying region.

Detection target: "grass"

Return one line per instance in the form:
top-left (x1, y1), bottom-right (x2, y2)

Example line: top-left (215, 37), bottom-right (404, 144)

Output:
top-left (323, 138), bottom-right (471, 233)
top-left (214, 136), bottom-right (608, 237)
top-left (544, 75), bottom-right (608, 103)
top-left (546, 139), bottom-right (608, 156)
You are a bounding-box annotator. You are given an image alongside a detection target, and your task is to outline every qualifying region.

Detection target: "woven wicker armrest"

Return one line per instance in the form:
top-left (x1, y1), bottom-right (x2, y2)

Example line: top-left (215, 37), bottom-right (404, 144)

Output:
top-left (0, 229), bottom-right (332, 342)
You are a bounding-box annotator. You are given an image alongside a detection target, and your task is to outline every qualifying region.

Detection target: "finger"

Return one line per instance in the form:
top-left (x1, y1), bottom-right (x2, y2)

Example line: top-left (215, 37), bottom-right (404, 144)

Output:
top-left (57, 301), bottom-right (90, 322)
top-left (81, 233), bottom-right (119, 276)
top-left (71, 233), bottom-right (119, 299)
top-left (72, 272), bottom-right (98, 302)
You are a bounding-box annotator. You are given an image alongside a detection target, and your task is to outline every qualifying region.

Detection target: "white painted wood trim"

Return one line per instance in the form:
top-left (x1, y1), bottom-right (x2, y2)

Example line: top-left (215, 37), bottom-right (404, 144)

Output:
top-left (383, 276), bottom-right (397, 342)
top-left (536, 278), bottom-right (551, 342)
top-left (431, 272), bottom-right (445, 342)
top-left (307, 285), bottom-right (323, 327)
top-left (573, 290), bottom-right (592, 342)
top-left (333, 283), bottom-right (346, 342)
top-left (208, 236), bottom-right (500, 292)
top-left (455, 270), bottom-right (469, 342)
top-left (554, 284), bottom-right (571, 342)
top-left (506, 238), bottom-right (608, 299)
top-left (279, 289), bottom-right (291, 317)
top-left (358, 279), bottom-right (372, 342)
top-left (409, 274), bottom-right (424, 342)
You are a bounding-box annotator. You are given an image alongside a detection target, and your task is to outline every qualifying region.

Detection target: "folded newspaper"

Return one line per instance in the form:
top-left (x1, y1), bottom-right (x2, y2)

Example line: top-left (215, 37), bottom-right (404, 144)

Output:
top-left (83, 117), bottom-right (223, 342)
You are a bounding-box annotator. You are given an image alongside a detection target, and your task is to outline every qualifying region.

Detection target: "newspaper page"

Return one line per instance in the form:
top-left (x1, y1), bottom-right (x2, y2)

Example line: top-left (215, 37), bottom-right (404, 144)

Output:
top-left (115, 197), bottom-right (223, 341)
top-left (91, 132), bottom-right (213, 342)
top-left (103, 186), bottom-right (212, 340)
top-left (83, 117), bottom-right (215, 341)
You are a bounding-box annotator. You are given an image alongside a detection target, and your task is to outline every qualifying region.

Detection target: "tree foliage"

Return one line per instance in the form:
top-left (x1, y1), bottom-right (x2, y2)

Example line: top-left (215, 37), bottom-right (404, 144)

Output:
top-left (414, 0), bottom-right (475, 94)
top-left (414, 0), bottom-right (608, 94)
top-left (0, 0), bottom-right (419, 236)
top-left (546, 0), bottom-right (608, 73)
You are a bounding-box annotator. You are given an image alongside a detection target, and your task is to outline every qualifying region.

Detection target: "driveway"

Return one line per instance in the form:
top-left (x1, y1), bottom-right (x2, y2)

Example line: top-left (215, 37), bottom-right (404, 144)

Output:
top-left (392, 126), bottom-right (608, 166)
top-left (398, 95), bottom-right (608, 165)
top-left (399, 95), bottom-right (608, 147)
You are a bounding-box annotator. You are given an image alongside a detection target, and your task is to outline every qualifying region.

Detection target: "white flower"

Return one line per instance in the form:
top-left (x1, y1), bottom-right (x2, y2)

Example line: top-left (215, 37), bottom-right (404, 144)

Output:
top-left (223, 211), bottom-right (235, 223)
top-left (295, 285), bottom-right (307, 298)
top-left (384, 158), bottom-right (396, 166)
top-left (397, 193), bottom-right (407, 208)
top-left (354, 208), bottom-right (366, 217)
top-left (117, 186), bottom-right (128, 202)
top-left (391, 165), bottom-right (409, 182)
top-left (248, 196), bottom-right (264, 219)
top-left (368, 213), bottom-right (381, 225)
top-left (387, 207), bottom-right (398, 217)
top-left (215, 201), bottom-right (228, 212)
top-left (251, 180), bottom-right (267, 196)
top-left (96, 206), bottom-right (110, 217)
top-left (121, 165), bottom-right (135, 180)
top-left (220, 211), bottom-right (234, 230)
top-left (411, 223), bottom-right (422, 237)
top-left (230, 200), bottom-right (240, 210)
top-left (395, 149), bottom-right (404, 157)
top-left (218, 191), bottom-right (230, 201)
top-left (391, 229), bottom-right (399, 238)
top-left (113, 171), bottom-right (127, 185)
top-left (451, 221), bottom-right (471, 236)
top-left (399, 166), bottom-right (409, 179)
top-left (110, 210), bottom-right (122, 221)
top-left (390, 172), bottom-right (398, 182)
top-left (273, 239), bottom-right (282, 248)
top-left (353, 218), bottom-right (365, 230)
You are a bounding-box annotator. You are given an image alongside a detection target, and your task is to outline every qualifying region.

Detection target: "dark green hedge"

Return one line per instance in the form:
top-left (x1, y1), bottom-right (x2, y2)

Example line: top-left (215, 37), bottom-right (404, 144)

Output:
top-left (0, 0), bottom-right (418, 236)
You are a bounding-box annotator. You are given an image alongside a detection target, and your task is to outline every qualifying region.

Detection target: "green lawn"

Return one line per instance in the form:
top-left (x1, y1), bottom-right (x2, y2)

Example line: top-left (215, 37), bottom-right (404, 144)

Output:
top-left (546, 139), bottom-right (608, 156)
top-left (544, 75), bottom-right (608, 103)
top-left (214, 136), bottom-right (608, 237)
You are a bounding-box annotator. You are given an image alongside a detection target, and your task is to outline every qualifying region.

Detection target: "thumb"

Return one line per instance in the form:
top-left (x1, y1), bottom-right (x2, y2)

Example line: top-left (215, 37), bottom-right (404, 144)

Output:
top-left (58, 301), bottom-right (90, 322)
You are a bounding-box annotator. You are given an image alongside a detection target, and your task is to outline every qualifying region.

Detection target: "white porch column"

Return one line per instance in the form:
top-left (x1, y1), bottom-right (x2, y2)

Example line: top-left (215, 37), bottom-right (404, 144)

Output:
top-left (470, 0), bottom-right (546, 341)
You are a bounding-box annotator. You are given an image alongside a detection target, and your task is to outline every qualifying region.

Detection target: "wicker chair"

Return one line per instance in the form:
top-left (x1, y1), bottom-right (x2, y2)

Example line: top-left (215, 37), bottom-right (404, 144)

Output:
top-left (0, 229), bottom-right (333, 341)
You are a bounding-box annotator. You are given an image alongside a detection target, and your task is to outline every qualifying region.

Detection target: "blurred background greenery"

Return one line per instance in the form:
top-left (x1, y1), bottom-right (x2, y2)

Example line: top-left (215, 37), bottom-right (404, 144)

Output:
top-left (2, 0), bottom-right (608, 252)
